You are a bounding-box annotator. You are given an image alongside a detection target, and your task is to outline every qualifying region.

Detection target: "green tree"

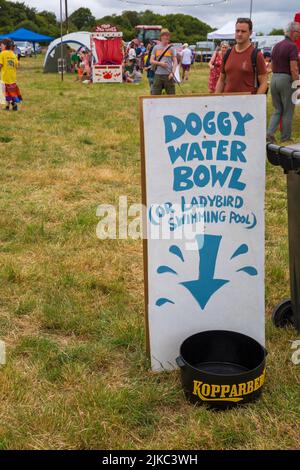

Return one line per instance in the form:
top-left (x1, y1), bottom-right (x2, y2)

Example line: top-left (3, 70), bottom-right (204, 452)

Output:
top-left (269, 28), bottom-right (284, 35)
top-left (0, 0), bottom-right (59, 36)
top-left (69, 7), bottom-right (96, 31)
top-left (96, 10), bottom-right (213, 43)
top-left (14, 19), bottom-right (39, 32)
top-left (35, 14), bottom-right (59, 37)
top-left (122, 10), bottom-right (140, 27)
top-left (0, 2), bottom-right (213, 42)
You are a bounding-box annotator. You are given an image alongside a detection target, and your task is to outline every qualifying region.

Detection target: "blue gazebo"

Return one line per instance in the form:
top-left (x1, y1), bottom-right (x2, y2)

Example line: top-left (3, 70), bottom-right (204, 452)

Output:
top-left (0, 28), bottom-right (53, 51)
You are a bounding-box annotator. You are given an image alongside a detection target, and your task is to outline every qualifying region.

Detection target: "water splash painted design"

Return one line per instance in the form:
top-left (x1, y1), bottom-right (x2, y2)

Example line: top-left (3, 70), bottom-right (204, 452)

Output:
top-left (155, 235), bottom-right (258, 310)
top-left (169, 245), bottom-right (184, 262)
top-left (156, 298), bottom-right (175, 307)
top-left (231, 244), bottom-right (249, 260)
top-left (237, 266), bottom-right (258, 276)
top-left (157, 266), bottom-right (178, 275)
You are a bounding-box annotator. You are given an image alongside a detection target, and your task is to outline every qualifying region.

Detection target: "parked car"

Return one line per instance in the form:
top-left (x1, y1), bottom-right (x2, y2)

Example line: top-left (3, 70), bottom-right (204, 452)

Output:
top-left (15, 41), bottom-right (33, 57)
top-left (33, 43), bottom-right (42, 54)
top-left (195, 41), bottom-right (216, 63)
top-left (195, 50), bottom-right (214, 63)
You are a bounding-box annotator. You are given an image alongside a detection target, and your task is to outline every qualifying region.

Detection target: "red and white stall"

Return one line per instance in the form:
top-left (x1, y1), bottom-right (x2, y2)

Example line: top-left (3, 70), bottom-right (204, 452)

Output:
top-left (91, 24), bottom-right (124, 83)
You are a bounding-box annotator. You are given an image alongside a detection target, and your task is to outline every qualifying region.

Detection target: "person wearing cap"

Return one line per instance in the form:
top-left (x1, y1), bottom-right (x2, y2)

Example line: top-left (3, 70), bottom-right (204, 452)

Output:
top-left (181, 43), bottom-right (193, 81)
top-left (267, 21), bottom-right (300, 143)
top-left (150, 29), bottom-right (177, 95)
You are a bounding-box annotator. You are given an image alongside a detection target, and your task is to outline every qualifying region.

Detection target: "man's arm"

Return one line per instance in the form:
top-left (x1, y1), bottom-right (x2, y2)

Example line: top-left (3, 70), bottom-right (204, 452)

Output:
top-left (150, 50), bottom-right (167, 69)
top-left (257, 73), bottom-right (268, 94)
top-left (290, 60), bottom-right (299, 82)
top-left (150, 56), bottom-right (168, 69)
top-left (149, 54), bottom-right (155, 65)
top-left (215, 72), bottom-right (226, 93)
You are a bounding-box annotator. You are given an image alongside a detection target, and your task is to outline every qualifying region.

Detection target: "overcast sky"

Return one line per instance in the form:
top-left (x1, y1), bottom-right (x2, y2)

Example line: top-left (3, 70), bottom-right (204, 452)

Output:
top-left (18, 0), bottom-right (300, 33)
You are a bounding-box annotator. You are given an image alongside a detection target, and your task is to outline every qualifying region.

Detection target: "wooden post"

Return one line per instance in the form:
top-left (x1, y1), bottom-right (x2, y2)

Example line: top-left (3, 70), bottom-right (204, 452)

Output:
top-left (60, 0), bottom-right (64, 82)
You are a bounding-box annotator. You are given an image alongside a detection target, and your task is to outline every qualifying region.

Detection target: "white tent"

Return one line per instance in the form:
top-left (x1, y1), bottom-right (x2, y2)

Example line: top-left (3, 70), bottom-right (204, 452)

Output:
top-left (256, 35), bottom-right (284, 49)
top-left (208, 21), bottom-right (256, 40)
top-left (44, 32), bottom-right (97, 70)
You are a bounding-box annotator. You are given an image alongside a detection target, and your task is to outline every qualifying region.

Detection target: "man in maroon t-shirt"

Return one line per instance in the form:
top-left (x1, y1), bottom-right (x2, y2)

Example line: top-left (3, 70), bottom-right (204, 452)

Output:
top-left (267, 21), bottom-right (300, 143)
top-left (216, 18), bottom-right (268, 95)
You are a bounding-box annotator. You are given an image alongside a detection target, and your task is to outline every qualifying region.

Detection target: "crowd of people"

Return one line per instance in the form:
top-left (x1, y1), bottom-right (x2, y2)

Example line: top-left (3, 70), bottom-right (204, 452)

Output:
top-left (66, 38), bottom-right (192, 87)
top-left (69, 48), bottom-right (93, 83)
top-left (122, 34), bottom-right (194, 89)
top-left (123, 42), bottom-right (144, 85)
top-left (1, 17), bottom-right (300, 141)
top-left (147, 18), bottom-right (300, 143)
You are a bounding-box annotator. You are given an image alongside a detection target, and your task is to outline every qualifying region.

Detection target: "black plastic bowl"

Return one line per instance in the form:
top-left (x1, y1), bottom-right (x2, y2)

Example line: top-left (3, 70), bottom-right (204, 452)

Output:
top-left (176, 330), bottom-right (267, 409)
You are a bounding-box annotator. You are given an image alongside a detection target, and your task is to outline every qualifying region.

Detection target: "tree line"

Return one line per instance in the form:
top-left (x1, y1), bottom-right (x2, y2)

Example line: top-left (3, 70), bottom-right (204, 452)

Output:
top-left (0, 1), bottom-right (284, 41)
top-left (0, 0), bottom-right (59, 36)
top-left (0, 2), bottom-right (213, 43)
top-left (85, 9), bottom-right (214, 43)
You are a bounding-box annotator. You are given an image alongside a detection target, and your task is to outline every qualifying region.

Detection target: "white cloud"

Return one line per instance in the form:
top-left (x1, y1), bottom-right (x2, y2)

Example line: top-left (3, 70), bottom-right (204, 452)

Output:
top-left (12, 0), bottom-right (300, 33)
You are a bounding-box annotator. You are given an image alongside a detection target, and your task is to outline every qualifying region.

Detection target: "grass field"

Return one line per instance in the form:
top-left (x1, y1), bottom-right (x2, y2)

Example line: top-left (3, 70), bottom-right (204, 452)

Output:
top-left (0, 56), bottom-right (299, 450)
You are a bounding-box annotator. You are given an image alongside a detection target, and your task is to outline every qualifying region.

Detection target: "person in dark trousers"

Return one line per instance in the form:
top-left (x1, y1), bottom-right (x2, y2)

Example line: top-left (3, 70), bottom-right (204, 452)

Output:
top-left (215, 18), bottom-right (268, 95)
top-left (150, 29), bottom-right (177, 95)
top-left (267, 22), bottom-right (300, 143)
top-left (144, 42), bottom-right (155, 94)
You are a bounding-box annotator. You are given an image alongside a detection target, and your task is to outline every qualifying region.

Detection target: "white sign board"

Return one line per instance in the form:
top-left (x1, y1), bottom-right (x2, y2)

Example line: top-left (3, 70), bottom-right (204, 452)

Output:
top-left (140, 95), bottom-right (266, 372)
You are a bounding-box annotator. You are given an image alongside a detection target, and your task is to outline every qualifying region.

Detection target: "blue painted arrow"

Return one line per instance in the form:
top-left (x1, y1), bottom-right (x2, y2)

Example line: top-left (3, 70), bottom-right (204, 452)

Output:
top-left (180, 235), bottom-right (229, 310)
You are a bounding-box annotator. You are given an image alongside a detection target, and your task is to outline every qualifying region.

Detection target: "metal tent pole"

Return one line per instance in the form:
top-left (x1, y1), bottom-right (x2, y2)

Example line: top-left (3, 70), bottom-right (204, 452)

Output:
top-left (65, 0), bottom-right (69, 34)
top-left (60, 0), bottom-right (64, 81)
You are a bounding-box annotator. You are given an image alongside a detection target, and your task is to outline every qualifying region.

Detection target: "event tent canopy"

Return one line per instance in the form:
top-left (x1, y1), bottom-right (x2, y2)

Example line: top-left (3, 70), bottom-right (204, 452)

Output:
top-left (44, 32), bottom-right (101, 73)
top-left (0, 28), bottom-right (53, 43)
top-left (207, 21), bottom-right (256, 40)
top-left (256, 35), bottom-right (284, 49)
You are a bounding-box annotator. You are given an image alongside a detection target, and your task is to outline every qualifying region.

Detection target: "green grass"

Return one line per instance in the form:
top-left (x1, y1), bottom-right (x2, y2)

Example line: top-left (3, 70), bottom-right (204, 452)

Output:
top-left (0, 56), bottom-right (299, 450)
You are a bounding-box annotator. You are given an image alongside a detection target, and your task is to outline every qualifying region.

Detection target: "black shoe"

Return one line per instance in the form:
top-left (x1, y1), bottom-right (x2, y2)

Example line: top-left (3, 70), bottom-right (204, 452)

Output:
top-left (12, 104), bottom-right (18, 111)
top-left (5, 105), bottom-right (10, 111)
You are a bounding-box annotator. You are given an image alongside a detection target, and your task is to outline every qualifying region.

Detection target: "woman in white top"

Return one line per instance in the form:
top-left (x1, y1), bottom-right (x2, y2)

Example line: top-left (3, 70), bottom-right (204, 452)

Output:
top-left (128, 42), bottom-right (136, 61)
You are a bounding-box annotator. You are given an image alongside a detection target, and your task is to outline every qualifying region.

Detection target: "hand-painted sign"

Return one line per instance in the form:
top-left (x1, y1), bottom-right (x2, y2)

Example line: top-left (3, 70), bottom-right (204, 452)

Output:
top-left (140, 95), bottom-right (266, 372)
top-left (94, 24), bottom-right (119, 32)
